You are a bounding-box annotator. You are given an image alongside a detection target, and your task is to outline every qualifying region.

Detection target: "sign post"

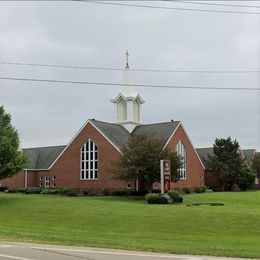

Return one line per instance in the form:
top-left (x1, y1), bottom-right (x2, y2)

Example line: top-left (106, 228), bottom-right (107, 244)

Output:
top-left (160, 160), bottom-right (171, 194)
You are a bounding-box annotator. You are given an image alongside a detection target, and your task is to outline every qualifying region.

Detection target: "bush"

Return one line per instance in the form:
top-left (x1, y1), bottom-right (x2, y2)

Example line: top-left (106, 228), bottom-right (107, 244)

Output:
top-left (6, 187), bottom-right (18, 193)
top-left (59, 187), bottom-right (72, 195)
top-left (167, 190), bottom-right (183, 203)
top-left (128, 190), bottom-right (148, 196)
top-left (182, 187), bottom-right (192, 194)
top-left (102, 188), bottom-right (110, 196)
top-left (66, 191), bottom-right (78, 196)
top-left (40, 188), bottom-right (50, 194)
top-left (145, 193), bottom-right (168, 204)
top-left (111, 190), bottom-right (128, 196)
top-left (238, 169), bottom-right (256, 191)
top-left (82, 188), bottom-right (90, 196)
top-left (194, 186), bottom-right (207, 193)
top-left (31, 187), bottom-right (43, 194)
top-left (49, 189), bottom-right (59, 195)
top-left (0, 186), bottom-right (8, 192)
top-left (24, 188), bottom-right (32, 194)
top-left (151, 189), bottom-right (161, 194)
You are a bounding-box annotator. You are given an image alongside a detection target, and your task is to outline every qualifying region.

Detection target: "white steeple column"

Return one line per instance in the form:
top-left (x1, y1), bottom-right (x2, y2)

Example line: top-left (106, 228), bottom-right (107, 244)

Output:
top-left (111, 51), bottom-right (145, 132)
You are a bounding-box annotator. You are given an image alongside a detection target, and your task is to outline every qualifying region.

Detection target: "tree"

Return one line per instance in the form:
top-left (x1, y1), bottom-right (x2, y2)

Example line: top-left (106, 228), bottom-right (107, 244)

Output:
top-left (208, 137), bottom-right (245, 191)
top-left (111, 135), bottom-right (181, 191)
top-left (237, 168), bottom-right (255, 191)
top-left (251, 153), bottom-right (260, 178)
top-left (0, 106), bottom-right (27, 179)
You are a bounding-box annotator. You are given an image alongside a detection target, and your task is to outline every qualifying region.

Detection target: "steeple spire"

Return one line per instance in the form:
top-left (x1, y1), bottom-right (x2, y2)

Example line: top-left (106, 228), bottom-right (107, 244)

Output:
top-left (111, 51), bottom-right (145, 132)
top-left (125, 50), bottom-right (130, 69)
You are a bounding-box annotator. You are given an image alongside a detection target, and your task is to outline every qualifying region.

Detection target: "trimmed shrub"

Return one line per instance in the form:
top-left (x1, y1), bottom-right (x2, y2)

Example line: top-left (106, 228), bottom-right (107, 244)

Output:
top-left (128, 190), bottom-right (148, 196)
top-left (59, 187), bottom-right (72, 195)
top-left (167, 190), bottom-right (183, 203)
top-left (111, 190), bottom-right (128, 196)
top-left (82, 188), bottom-right (90, 196)
top-left (40, 188), bottom-right (50, 194)
top-left (145, 193), bottom-right (168, 204)
top-left (49, 189), bottom-right (59, 195)
top-left (194, 186), bottom-right (207, 193)
top-left (102, 188), bottom-right (110, 196)
top-left (182, 187), bottom-right (192, 194)
top-left (66, 191), bottom-right (78, 196)
top-left (0, 187), bottom-right (8, 192)
top-left (24, 188), bottom-right (31, 194)
top-left (151, 189), bottom-right (161, 194)
top-left (88, 189), bottom-right (96, 196)
top-left (31, 187), bottom-right (43, 194)
top-left (6, 187), bottom-right (18, 193)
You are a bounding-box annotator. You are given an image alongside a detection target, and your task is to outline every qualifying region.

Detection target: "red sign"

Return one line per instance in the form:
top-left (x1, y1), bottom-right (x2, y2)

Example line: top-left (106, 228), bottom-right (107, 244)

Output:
top-left (160, 160), bottom-right (171, 194)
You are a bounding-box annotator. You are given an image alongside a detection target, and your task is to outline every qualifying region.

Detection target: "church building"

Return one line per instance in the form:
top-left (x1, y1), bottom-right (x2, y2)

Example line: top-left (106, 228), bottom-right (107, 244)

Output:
top-left (0, 53), bottom-right (205, 193)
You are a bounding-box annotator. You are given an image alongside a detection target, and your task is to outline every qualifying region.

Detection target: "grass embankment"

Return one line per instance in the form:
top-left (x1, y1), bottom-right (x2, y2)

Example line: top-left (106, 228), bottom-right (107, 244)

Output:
top-left (0, 191), bottom-right (259, 258)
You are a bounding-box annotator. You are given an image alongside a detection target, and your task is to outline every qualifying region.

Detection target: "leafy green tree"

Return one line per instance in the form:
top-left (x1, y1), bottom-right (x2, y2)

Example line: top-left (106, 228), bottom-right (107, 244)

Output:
top-left (0, 106), bottom-right (27, 179)
top-left (237, 168), bottom-right (255, 191)
top-left (251, 153), bottom-right (260, 178)
top-left (112, 135), bottom-right (181, 191)
top-left (208, 137), bottom-right (245, 191)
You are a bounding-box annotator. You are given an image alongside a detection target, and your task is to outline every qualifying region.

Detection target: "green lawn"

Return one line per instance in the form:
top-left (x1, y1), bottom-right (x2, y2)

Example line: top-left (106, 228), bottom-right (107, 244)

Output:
top-left (0, 192), bottom-right (259, 258)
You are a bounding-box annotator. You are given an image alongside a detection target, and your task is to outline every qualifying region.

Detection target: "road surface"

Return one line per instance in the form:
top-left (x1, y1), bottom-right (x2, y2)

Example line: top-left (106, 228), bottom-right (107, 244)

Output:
top-left (0, 242), bottom-right (250, 260)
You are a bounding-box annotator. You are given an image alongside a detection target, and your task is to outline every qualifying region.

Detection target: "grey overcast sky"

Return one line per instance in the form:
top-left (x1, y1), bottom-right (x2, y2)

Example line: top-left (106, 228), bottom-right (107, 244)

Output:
top-left (0, 1), bottom-right (259, 150)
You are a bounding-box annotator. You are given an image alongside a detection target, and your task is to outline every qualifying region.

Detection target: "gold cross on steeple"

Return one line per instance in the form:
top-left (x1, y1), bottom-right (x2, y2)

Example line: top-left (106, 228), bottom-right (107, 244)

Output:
top-left (125, 50), bottom-right (130, 69)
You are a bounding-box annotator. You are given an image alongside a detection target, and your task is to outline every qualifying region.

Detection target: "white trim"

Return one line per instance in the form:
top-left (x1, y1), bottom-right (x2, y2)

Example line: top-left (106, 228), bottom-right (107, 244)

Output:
top-left (24, 170), bottom-right (28, 188)
top-left (89, 121), bottom-right (123, 154)
top-left (24, 168), bottom-right (49, 171)
top-left (80, 138), bottom-right (99, 180)
top-left (163, 123), bottom-right (205, 170)
top-left (163, 122), bottom-right (181, 150)
top-left (48, 120), bottom-right (122, 170)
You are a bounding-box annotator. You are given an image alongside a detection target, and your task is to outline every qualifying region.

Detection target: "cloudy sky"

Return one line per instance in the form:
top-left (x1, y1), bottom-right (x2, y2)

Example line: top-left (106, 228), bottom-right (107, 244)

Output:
top-left (0, 1), bottom-right (259, 150)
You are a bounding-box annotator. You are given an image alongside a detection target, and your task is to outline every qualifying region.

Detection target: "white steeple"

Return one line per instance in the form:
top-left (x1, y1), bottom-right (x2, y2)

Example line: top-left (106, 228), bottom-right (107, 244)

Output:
top-left (111, 51), bottom-right (145, 132)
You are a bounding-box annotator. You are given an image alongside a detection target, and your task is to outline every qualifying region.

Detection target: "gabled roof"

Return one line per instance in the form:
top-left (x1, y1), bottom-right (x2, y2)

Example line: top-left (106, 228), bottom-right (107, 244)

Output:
top-left (242, 149), bottom-right (256, 166)
top-left (132, 121), bottom-right (180, 147)
top-left (23, 145), bottom-right (66, 170)
top-left (89, 119), bottom-right (131, 150)
top-left (196, 147), bottom-right (214, 170)
top-left (23, 120), bottom-right (202, 171)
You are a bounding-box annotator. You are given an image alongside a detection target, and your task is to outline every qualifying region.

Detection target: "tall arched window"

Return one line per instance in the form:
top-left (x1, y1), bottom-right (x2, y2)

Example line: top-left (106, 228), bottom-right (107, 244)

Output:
top-left (176, 140), bottom-right (186, 179)
top-left (80, 139), bottom-right (98, 180)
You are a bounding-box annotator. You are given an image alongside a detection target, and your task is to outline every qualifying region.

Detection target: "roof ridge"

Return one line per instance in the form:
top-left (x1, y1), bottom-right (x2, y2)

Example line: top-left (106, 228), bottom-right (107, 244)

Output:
top-left (136, 121), bottom-right (180, 127)
top-left (23, 145), bottom-right (66, 150)
top-left (90, 119), bottom-right (129, 129)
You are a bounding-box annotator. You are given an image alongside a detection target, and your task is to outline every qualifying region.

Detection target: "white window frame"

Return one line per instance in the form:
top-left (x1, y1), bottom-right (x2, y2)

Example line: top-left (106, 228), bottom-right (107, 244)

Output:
top-left (80, 139), bottom-right (98, 180)
top-left (176, 140), bottom-right (187, 180)
top-left (44, 176), bottom-right (50, 188)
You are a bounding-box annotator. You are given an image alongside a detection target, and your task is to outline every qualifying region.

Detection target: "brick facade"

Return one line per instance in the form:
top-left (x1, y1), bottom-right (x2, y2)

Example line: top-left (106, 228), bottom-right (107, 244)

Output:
top-left (0, 122), bottom-right (205, 192)
top-left (165, 124), bottom-right (204, 189)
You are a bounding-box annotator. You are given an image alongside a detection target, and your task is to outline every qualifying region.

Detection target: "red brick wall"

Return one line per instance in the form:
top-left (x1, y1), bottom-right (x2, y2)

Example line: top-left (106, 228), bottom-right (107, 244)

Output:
top-left (165, 124), bottom-right (205, 189)
top-left (0, 171), bottom-right (25, 188)
top-left (40, 122), bottom-right (128, 193)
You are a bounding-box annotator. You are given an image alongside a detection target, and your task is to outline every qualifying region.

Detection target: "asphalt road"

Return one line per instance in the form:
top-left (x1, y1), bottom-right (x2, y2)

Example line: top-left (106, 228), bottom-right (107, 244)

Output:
top-left (0, 242), bottom-right (249, 260)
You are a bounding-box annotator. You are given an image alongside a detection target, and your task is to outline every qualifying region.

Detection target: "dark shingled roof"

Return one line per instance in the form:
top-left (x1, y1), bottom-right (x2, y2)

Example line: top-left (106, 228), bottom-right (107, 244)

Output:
top-left (90, 119), bottom-right (131, 150)
top-left (196, 147), bottom-right (214, 170)
top-left (242, 149), bottom-right (256, 166)
top-left (132, 121), bottom-right (180, 147)
top-left (23, 120), bottom-right (182, 170)
top-left (23, 145), bottom-right (66, 170)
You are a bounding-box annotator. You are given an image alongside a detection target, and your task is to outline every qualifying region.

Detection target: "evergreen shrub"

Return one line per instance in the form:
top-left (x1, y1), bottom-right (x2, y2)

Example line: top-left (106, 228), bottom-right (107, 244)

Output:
top-left (145, 193), bottom-right (168, 204)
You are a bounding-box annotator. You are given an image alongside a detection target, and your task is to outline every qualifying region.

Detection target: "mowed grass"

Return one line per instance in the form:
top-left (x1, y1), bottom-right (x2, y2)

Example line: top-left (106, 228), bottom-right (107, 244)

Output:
top-left (0, 192), bottom-right (259, 258)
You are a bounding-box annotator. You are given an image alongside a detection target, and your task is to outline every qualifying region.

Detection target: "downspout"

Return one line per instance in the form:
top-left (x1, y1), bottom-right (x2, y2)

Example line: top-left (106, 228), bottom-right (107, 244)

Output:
top-left (24, 170), bottom-right (28, 188)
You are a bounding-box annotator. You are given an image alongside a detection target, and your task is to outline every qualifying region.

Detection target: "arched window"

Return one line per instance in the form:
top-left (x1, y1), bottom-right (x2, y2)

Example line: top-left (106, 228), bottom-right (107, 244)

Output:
top-left (80, 139), bottom-right (98, 180)
top-left (176, 140), bottom-right (186, 179)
